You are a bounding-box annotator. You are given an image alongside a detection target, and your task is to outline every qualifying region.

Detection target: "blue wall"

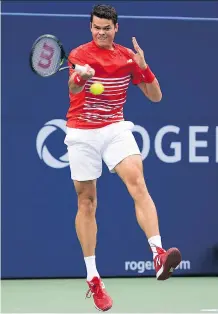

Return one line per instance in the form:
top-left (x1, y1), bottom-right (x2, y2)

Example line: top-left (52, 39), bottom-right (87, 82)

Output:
top-left (2, 1), bottom-right (218, 278)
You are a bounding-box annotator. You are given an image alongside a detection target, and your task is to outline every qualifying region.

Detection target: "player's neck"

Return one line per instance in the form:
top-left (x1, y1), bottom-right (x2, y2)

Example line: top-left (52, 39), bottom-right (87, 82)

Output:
top-left (93, 40), bottom-right (114, 51)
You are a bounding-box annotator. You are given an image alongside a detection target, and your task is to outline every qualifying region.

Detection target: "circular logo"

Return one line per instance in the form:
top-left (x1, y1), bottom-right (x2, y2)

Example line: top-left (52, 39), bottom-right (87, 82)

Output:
top-left (36, 119), bottom-right (69, 168)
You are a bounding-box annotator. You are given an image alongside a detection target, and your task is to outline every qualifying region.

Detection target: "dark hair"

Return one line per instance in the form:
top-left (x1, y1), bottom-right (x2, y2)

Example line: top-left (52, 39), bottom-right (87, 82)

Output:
top-left (90, 4), bottom-right (118, 25)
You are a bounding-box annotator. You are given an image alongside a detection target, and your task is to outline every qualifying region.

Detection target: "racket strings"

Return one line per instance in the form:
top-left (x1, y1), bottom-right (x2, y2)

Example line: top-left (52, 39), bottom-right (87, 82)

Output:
top-left (31, 37), bottom-right (62, 77)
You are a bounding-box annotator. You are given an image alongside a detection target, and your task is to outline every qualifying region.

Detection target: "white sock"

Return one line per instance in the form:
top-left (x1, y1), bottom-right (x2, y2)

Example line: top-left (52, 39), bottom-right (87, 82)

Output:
top-left (148, 235), bottom-right (162, 258)
top-left (84, 256), bottom-right (100, 281)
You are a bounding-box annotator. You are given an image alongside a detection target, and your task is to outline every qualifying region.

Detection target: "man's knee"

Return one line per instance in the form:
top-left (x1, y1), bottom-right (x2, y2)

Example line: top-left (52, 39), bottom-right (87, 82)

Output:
top-left (74, 180), bottom-right (97, 216)
top-left (78, 194), bottom-right (97, 215)
top-left (127, 173), bottom-right (148, 201)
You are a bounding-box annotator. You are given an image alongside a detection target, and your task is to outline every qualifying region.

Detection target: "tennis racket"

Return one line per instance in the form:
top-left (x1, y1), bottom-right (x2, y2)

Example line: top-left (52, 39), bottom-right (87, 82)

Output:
top-left (30, 34), bottom-right (86, 77)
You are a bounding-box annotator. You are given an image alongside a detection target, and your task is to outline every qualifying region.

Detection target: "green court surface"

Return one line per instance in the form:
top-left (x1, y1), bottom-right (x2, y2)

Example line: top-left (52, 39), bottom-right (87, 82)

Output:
top-left (1, 277), bottom-right (218, 313)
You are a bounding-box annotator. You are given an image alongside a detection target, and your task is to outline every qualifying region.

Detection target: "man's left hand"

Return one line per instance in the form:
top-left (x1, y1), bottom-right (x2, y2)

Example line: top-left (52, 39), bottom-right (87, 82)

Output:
top-left (132, 37), bottom-right (147, 70)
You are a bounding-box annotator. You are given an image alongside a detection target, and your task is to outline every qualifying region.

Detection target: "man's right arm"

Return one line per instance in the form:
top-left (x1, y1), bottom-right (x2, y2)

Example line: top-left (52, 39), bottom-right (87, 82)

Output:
top-left (68, 64), bottom-right (95, 94)
top-left (68, 48), bottom-right (95, 94)
top-left (68, 72), bottom-right (85, 94)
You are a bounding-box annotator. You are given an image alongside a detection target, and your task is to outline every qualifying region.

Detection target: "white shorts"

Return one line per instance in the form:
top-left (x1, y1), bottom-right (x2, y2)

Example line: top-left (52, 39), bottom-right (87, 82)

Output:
top-left (64, 121), bottom-right (141, 181)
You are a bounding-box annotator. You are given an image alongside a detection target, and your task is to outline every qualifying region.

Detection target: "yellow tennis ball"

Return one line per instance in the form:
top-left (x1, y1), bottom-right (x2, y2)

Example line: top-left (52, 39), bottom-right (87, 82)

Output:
top-left (90, 82), bottom-right (104, 95)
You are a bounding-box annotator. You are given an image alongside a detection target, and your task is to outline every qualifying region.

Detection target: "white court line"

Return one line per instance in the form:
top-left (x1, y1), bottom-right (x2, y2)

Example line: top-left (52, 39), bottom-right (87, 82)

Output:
top-left (201, 310), bottom-right (218, 312)
top-left (1, 12), bottom-right (218, 22)
top-left (6, 312), bottom-right (216, 314)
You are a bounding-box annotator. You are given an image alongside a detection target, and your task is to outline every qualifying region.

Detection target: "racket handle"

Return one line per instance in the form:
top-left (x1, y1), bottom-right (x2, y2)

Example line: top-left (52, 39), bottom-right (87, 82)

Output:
top-left (59, 64), bottom-right (87, 74)
top-left (74, 64), bottom-right (87, 74)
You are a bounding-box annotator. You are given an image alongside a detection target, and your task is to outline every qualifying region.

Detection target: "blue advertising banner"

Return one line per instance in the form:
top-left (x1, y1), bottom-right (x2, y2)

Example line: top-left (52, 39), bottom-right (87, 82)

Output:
top-left (2, 1), bottom-right (218, 278)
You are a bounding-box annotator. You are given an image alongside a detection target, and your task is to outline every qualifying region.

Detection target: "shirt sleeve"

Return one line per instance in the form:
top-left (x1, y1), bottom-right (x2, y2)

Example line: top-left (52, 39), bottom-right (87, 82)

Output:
top-left (68, 48), bottom-right (86, 76)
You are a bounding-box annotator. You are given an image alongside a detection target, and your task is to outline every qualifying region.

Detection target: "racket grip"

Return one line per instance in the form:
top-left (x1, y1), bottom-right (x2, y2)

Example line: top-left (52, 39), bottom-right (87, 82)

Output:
top-left (74, 64), bottom-right (87, 74)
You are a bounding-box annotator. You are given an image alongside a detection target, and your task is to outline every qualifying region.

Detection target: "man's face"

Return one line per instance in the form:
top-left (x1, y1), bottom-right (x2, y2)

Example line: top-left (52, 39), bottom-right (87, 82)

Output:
top-left (90, 16), bottom-right (118, 49)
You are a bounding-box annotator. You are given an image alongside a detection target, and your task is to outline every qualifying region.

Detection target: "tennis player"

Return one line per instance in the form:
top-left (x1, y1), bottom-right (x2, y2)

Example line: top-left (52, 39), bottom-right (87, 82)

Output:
top-left (65, 4), bottom-right (181, 312)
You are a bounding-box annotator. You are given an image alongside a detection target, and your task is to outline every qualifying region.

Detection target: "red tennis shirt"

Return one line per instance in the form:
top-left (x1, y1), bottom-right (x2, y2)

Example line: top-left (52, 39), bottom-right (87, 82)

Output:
top-left (67, 40), bottom-right (144, 129)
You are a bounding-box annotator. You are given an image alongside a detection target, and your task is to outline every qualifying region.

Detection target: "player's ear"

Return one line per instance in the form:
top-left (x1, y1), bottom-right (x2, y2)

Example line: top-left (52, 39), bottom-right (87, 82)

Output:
top-left (115, 23), bottom-right (119, 33)
top-left (90, 22), bottom-right (92, 31)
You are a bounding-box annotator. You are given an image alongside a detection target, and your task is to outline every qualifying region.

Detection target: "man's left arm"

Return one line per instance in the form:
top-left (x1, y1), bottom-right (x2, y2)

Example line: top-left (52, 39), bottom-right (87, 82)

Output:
top-left (131, 37), bottom-right (162, 102)
top-left (137, 74), bottom-right (162, 103)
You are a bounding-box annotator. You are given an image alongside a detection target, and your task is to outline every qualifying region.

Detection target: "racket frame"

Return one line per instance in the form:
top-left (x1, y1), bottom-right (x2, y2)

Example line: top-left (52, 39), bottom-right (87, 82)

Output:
top-left (30, 34), bottom-right (72, 77)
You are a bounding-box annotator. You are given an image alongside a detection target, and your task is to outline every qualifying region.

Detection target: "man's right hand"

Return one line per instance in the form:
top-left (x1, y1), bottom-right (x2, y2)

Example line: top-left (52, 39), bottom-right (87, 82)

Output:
top-left (69, 64), bottom-right (95, 94)
top-left (78, 64), bottom-right (95, 80)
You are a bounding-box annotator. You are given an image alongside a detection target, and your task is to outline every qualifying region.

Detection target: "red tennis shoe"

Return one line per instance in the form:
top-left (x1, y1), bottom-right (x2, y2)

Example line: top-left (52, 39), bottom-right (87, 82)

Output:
top-left (154, 247), bottom-right (182, 280)
top-left (86, 276), bottom-right (113, 312)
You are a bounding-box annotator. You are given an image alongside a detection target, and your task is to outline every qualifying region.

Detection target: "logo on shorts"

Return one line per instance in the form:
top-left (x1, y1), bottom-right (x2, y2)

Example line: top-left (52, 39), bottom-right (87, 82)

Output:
top-left (36, 119), bottom-right (69, 169)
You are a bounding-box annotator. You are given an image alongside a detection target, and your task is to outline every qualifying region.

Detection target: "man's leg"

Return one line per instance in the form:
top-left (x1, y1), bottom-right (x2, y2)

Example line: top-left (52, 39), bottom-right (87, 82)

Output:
top-left (73, 179), bottom-right (113, 311)
top-left (73, 180), bottom-right (99, 280)
top-left (102, 125), bottom-right (160, 241)
top-left (115, 155), bottom-right (159, 239)
top-left (65, 128), bottom-right (113, 311)
top-left (114, 154), bottom-right (181, 280)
